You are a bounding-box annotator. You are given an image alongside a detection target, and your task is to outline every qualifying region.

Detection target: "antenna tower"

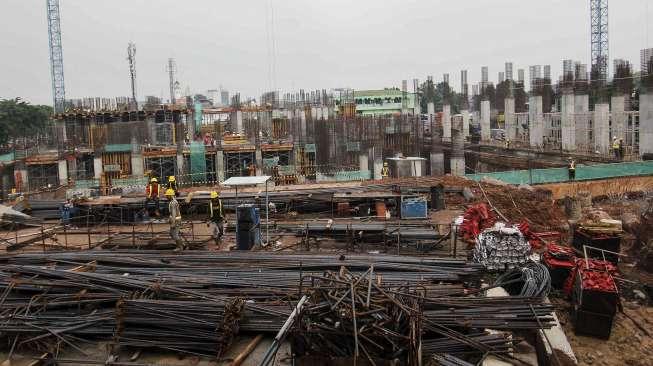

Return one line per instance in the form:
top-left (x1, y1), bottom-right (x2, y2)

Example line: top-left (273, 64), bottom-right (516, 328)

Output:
top-left (46, 0), bottom-right (66, 113)
top-left (127, 42), bottom-right (137, 109)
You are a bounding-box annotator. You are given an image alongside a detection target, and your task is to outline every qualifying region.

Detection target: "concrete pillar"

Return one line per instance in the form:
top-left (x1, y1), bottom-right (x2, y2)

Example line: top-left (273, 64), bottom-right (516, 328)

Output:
top-left (461, 109), bottom-right (470, 138)
top-left (640, 93), bottom-right (653, 157)
top-left (450, 116), bottom-right (465, 176)
top-left (373, 157), bottom-right (383, 180)
top-left (234, 110), bottom-right (243, 134)
top-left (561, 92), bottom-right (575, 151)
top-left (593, 103), bottom-right (610, 155)
top-left (93, 155), bottom-right (103, 180)
top-left (255, 148), bottom-right (262, 176)
top-left (480, 101), bottom-right (491, 142)
top-left (322, 107), bottom-right (329, 120)
top-left (59, 121), bottom-right (68, 144)
top-left (300, 110), bottom-right (307, 143)
top-left (427, 102), bottom-right (435, 121)
top-left (215, 150), bottom-right (225, 182)
top-left (58, 160), bottom-right (68, 186)
top-left (574, 94), bottom-right (590, 149)
top-left (528, 96), bottom-right (544, 148)
top-left (358, 152), bottom-right (369, 178)
top-left (430, 152), bottom-right (444, 176)
top-left (442, 105), bottom-right (451, 141)
top-left (176, 153), bottom-right (185, 179)
top-left (611, 95), bottom-right (626, 142)
top-left (131, 154), bottom-right (144, 178)
top-left (504, 98), bottom-right (516, 140)
top-left (67, 157), bottom-right (77, 182)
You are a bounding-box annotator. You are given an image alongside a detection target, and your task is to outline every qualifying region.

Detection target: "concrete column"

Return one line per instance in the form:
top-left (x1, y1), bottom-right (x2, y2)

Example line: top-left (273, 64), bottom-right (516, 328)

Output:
top-left (300, 110), bottom-right (307, 143)
top-left (215, 150), bottom-right (225, 182)
top-left (504, 98), bottom-right (516, 140)
top-left (442, 105), bottom-right (451, 141)
top-left (480, 101), bottom-right (491, 142)
top-left (131, 154), bottom-right (144, 177)
top-left (255, 148), bottom-right (262, 176)
top-left (528, 96), bottom-right (544, 148)
top-left (461, 109), bottom-right (470, 138)
top-left (67, 157), bottom-right (77, 182)
top-left (640, 93), bottom-right (653, 157)
top-left (176, 153), bottom-right (185, 178)
top-left (561, 92), bottom-right (575, 151)
top-left (234, 110), bottom-right (243, 134)
top-left (450, 116), bottom-right (465, 176)
top-left (611, 95), bottom-right (626, 142)
top-left (427, 102), bottom-right (435, 122)
top-left (59, 121), bottom-right (68, 144)
top-left (574, 94), bottom-right (590, 149)
top-left (58, 160), bottom-right (68, 186)
top-left (322, 107), bottom-right (329, 120)
top-left (93, 155), bottom-right (103, 180)
top-left (373, 157), bottom-right (383, 180)
top-left (358, 152), bottom-right (369, 179)
top-left (430, 152), bottom-right (444, 176)
top-left (593, 103), bottom-right (610, 155)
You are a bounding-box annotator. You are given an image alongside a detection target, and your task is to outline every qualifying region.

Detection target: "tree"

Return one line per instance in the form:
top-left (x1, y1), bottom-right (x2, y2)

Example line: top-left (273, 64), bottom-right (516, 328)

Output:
top-left (0, 98), bottom-right (52, 146)
top-left (419, 81), bottom-right (463, 114)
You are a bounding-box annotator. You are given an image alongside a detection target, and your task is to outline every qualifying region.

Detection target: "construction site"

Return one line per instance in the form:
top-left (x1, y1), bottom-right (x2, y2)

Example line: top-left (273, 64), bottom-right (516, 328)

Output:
top-left (2, 1), bottom-right (653, 366)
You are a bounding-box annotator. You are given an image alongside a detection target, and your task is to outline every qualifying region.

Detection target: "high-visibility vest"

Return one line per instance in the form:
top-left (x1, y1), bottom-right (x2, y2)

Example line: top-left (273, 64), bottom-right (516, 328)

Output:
top-left (146, 183), bottom-right (159, 199)
top-left (569, 161), bottom-right (576, 170)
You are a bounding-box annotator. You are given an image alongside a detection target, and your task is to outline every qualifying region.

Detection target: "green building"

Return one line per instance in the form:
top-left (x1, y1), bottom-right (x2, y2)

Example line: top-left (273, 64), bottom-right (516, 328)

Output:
top-left (339, 89), bottom-right (418, 116)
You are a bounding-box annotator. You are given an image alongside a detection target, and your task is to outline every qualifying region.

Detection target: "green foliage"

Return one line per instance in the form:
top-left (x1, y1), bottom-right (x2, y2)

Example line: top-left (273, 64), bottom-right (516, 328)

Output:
top-left (0, 99), bottom-right (52, 145)
top-left (419, 80), bottom-right (464, 114)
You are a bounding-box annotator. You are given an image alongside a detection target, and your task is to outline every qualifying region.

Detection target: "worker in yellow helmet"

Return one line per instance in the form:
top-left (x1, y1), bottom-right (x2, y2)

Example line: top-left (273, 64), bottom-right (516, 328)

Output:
top-left (208, 191), bottom-right (225, 244)
top-left (166, 188), bottom-right (184, 251)
top-left (381, 161), bottom-right (390, 179)
top-left (167, 176), bottom-right (179, 197)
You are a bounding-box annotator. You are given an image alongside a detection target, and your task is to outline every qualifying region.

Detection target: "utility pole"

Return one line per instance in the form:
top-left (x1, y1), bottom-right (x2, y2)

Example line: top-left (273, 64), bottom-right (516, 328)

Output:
top-left (46, 0), bottom-right (66, 113)
top-left (127, 42), bottom-right (137, 110)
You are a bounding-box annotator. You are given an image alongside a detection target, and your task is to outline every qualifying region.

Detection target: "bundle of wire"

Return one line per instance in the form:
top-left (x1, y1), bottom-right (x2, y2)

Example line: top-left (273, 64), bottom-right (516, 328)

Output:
top-left (493, 261), bottom-right (551, 297)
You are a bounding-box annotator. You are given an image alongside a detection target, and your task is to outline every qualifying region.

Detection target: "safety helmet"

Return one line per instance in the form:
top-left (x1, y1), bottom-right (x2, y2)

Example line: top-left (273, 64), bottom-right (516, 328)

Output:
top-left (210, 191), bottom-right (219, 199)
top-left (150, 177), bottom-right (158, 183)
top-left (164, 188), bottom-right (176, 196)
top-left (383, 162), bottom-right (388, 166)
top-left (168, 176), bottom-right (176, 182)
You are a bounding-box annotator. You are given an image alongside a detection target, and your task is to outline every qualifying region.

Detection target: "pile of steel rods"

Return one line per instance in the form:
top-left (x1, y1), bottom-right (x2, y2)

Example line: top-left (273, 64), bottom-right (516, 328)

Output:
top-left (0, 250), bottom-right (556, 363)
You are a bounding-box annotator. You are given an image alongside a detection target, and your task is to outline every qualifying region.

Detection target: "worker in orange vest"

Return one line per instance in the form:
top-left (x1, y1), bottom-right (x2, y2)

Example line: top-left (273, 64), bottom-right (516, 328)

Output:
top-left (145, 177), bottom-right (161, 217)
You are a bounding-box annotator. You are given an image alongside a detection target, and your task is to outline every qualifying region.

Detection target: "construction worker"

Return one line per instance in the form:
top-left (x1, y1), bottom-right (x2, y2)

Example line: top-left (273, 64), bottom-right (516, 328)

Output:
top-left (166, 188), bottom-right (184, 251)
top-left (504, 138), bottom-right (511, 150)
top-left (145, 177), bottom-right (161, 217)
top-left (568, 158), bottom-right (576, 181)
top-left (208, 191), bottom-right (225, 244)
top-left (612, 137), bottom-right (620, 159)
top-left (381, 162), bottom-right (390, 179)
top-left (248, 163), bottom-right (257, 176)
top-left (167, 176), bottom-right (179, 197)
top-left (618, 138), bottom-right (625, 160)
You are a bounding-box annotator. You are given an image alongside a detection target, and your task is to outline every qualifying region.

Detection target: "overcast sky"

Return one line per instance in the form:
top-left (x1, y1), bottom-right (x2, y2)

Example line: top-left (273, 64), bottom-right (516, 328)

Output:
top-left (2, 0), bottom-right (652, 106)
